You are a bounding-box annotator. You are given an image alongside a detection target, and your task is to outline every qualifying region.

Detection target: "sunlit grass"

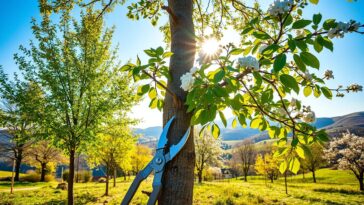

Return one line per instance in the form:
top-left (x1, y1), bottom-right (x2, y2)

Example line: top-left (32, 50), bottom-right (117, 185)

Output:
top-left (0, 169), bottom-right (362, 205)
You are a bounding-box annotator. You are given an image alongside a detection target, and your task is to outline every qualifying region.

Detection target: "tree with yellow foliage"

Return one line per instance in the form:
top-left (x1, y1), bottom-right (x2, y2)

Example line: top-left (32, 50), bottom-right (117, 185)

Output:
top-left (255, 154), bottom-right (279, 183)
top-left (130, 144), bottom-right (153, 175)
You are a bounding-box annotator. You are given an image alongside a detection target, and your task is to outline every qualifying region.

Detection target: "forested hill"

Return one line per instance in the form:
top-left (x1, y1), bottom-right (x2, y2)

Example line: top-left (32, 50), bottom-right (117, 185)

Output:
top-left (134, 112), bottom-right (364, 144)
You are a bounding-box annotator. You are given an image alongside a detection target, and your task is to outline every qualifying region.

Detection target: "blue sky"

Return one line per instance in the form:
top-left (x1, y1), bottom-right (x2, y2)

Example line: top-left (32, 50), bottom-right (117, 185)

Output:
top-left (0, 0), bottom-right (363, 128)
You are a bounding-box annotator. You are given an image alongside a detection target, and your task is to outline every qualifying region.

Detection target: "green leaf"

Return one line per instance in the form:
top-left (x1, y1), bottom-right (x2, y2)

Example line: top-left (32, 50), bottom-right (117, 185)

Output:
top-left (191, 109), bottom-right (204, 125)
top-left (300, 52), bottom-right (320, 69)
top-left (212, 124), bottom-right (220, 139)
top-left (303, 86), bottom-right (312, 97)
top-left (292, 20), bottom-right (312, 29)
top-left (279, 161), bottom-right (287, 174)
top-left (274, 54), bottom-right (286, 72)
top-left (144, 49), bottom-right (156, 57)
top-left (148, 87), bottom-right (157, 99)
top-left (137, 84), bottom-right (150, 96)
top-left (149, 98), bottom-right (158, 109)
top-left (280, 74), bottom-right (299, 94)
top-left (162, 52), bottom-right (173, 58)
top-left (296, 145), bottom-right (306, 159)
top-left (288, 39), bottom-right (296, 52)
top-left (317, 130), bottom-right (329, 142)
top-left (322, 37), bottom-right (333, 51)
top-left (214, 69), bottom-right (225, 83)
top-left (219, 111), bottom-right (227, 127)
top-left (230, 48), bottom-right (244, 55)
top-left (289, 157), bottom-right (301, 174)
top-left (253, 31), bottom-right (271, 40)
top-left (156, 47), bottom-right (164, 55)
top-left (323, 19), bottom-right (336, 30)
top-left (314, 38), bottom-right (323, 53)
top-left (232, 118), bottom-right (237, 128)
top-left (262, 44), bottom-right (279, 56)
top-left (293, 54), bottom-right (306, 72)
top-left (309, 0), bottom-right (319, 4)
top-left (250, 117), bottom-right (262, 129)
top-left (321, 86), bottom-right (333, 99)
top-left (313, 13), bottom-right (322, 25)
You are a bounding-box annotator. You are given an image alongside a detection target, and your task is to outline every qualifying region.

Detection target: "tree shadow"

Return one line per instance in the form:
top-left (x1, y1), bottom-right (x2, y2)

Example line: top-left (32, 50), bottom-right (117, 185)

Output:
top-left (294, 195), bottom-right (346, 205)
top-left (75, 192), bottom-right (98, 204)
top-left (41, 199), bottom-right (65, 205)
top-left (313, 188), bottom-right (364, 196)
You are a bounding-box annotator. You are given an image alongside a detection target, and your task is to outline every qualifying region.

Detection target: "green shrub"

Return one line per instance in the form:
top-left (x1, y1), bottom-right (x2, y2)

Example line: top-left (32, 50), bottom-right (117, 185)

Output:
top-left (21, 173), bottom-right (40, 182)
top-left (62, 170), bottom-right (70, 182)
top-left (63, 170), bottom-right (92, 182)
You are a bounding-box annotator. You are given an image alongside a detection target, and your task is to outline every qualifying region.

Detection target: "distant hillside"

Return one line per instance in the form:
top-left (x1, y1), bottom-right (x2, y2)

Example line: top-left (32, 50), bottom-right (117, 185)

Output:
top-left (134, 112), bottom-right (364, 145)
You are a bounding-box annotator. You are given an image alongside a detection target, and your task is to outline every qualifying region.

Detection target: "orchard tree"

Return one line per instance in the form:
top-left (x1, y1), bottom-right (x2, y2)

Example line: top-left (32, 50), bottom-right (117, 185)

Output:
top-left (301, 143), bottom-right (326, 183)
top-left (236, 139), bottom-right (256, 182)
top-left (49, 0), bottom-right (363, 203)
top-left (88, 116), bottom-right (136, 196)
top-left (25, 140), bottom-right (66, 182)
top-left (15, 5), bottom-right (135, 204)
top-left (195, 129), bottom-right (221, 183)
top-left (325, 133), bottom-right (364, 191)
top-left (130, 144), bottom-right (153, 174)
top-left (255, 153), bottom-right (279, 183)
top-left (0, 72), bottom-right (44, 181)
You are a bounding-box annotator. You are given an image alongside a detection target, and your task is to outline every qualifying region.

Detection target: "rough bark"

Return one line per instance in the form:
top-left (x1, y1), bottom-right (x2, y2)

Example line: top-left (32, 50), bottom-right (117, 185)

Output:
top-left (105, 164), bottom-right (109, 196)
top-left (312, 170), bottom-right (316, 183)
top-left (358, 171), bottom-right (363, 191)
top-left (113, 168), bottom-right (116, 187)
top-left (14, 150), bottom-right (22, 181)
top-left (159, 0), bottom-right (196, 204)
top-left (197, 171), bottom-right (202, 184)
top-left (40, 163), bottom-right (46, 182)
top-left (68, 149), bottom-right (75, 205)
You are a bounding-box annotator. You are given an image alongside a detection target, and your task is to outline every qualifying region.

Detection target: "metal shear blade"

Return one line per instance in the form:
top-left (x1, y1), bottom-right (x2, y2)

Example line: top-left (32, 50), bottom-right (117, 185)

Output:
top-left (121, 115), bottom-right (191, 205)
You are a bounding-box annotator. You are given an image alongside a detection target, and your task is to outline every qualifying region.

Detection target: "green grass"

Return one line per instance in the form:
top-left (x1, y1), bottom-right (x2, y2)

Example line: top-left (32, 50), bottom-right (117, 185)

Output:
top-left (0, 169), bottom-right (363, 205)
top-left (0, 171), bottom-right (25, 178)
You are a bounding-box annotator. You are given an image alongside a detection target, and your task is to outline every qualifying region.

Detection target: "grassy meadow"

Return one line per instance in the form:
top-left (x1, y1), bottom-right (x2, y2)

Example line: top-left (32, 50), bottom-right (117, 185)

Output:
top-left (0, 169), bottom-right (363, 205)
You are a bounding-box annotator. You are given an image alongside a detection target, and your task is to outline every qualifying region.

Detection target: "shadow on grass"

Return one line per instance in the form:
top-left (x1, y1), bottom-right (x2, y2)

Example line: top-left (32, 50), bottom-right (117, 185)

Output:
top-left (313, 188), bottom-right (364, 195)
top-left (294, 195), bottom-right (346, 205)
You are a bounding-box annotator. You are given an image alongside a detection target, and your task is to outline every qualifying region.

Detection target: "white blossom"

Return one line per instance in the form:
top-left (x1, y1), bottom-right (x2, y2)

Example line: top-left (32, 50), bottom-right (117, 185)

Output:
top-left (290, 98), bottom-right (298, 108)
top-left (301, 111), bottom-right (315, 123)
top-left (190, 66), bottom-right (199, 74)
top-left (304, 71), bottom-right (313, 82)
top-left (324, 70), bottom-right (334, 80)
top-left (237, 56), bottom-right (259, 70)
top-left (327, 20), bottom-right (361, 39)
top-left (267, 0), bottom-right (294, 16)
top-left (180, 72), bottom-right (194, 91)
top-left (276, 107), bottom-right (286, 116)
top-left (295, 29), bottom-right (305, 37)
top-left (347, 83), bottom-right (363, 92)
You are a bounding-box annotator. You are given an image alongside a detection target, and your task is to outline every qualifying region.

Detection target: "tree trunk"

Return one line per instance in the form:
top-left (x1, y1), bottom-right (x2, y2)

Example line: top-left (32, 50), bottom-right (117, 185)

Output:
top-left (14, 150), bottom-right (23, 181)
top-left (284, 171), bottom-right (288, 195)
top-left (113, 168), bottom-right (116, 187)
top-left (359, 171), bottom-right (363, 191)
top-left (76, 153), bottom-right (80, 183)
top-left (40, 163), bottom-right (46, 182)
top-left (68, 149), bottom-right (75, 205)
top-left (159, 1), bottom-right (196, 204)
top-left (244, 170), bottom-right (248, 182)
top-left (312, 170), bottom-right (316, 183)
top-left (105, 164), bottom-right (109, 196)
top-left (197, 171), bottom-right (202, 184)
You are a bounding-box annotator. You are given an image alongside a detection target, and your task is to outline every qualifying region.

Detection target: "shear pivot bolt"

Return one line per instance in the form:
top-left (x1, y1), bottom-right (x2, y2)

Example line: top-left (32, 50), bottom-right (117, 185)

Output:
top-left (155, 157), bottom-right (162, 165)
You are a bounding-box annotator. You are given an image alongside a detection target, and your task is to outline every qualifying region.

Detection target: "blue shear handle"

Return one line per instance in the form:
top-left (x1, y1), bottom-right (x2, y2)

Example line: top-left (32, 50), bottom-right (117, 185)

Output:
top-left (121, 162), bottom-right (153, 205)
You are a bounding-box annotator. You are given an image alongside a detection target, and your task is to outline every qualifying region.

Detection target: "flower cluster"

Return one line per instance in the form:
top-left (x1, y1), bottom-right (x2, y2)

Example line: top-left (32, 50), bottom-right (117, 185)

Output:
top-left (301, 106), bottom-right (315, 123)
top-left (347, 83), bottom-right (363, 92)
top-left (325, 132), bottom-right (364, 172)
top-left (327, 20), bottom-right (361, 39)
top-left (180, 67), bottom-right (199, 91)
top-left (324, 70), bottom-right (334, 80)
top-left (237, 56), bottom-right (259, 70)
top-left (267, 0), bottom-right (294, 16)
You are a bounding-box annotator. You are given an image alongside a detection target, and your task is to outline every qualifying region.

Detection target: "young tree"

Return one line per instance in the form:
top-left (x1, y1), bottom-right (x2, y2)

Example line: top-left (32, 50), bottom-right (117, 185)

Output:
top-left (0, 74), bottom-right (44, 181)
top-left (195, 130), bottom-right (221, 183)
top-left (130, 144), bottom-right (153, 174)
top-left (235, 140), bottom-right (256, 182)
top-left (301, 143), bottom-right (326, 183)
top-left (15, 5), bottom-right (135, 204)
top-left (50, 0), bottom-right (363, 203)
top-left (325, 133), bottom-right (364, 191)
top-left (25, 140), bottom-right (66, 182)
top-left (255, 153), bottom-right (279, 183)
top-left (88, 117), bottom-right (136, 196)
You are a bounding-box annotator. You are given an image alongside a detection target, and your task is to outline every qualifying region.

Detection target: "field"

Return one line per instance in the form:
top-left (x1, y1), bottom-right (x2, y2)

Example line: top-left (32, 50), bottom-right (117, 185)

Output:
top-left (0, 169), bottom-right (363, 205)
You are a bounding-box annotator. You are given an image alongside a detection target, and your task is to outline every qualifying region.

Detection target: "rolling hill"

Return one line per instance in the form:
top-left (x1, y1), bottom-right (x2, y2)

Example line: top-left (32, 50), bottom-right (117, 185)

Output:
top-left (134, 111), bottom-right (364, 145)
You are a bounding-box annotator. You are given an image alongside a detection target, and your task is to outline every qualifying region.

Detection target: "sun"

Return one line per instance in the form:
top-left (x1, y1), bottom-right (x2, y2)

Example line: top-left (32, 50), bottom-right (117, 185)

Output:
top-left (201, 38), bottom-right (220, 56)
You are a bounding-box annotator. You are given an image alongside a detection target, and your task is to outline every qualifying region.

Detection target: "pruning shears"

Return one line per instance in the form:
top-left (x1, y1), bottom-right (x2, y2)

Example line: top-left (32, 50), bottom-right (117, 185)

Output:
top-left (121, 116), bottom-right (191, 205)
